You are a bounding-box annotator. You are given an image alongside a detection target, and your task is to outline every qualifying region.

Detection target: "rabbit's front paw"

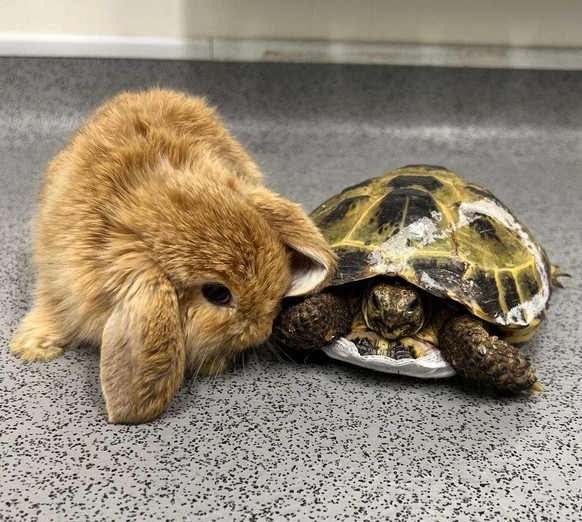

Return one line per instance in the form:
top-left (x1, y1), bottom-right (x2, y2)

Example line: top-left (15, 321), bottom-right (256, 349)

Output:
top-left (10, 308), bottom-right (66, 362)
top-left (11, 333), bottom-right (63, 361)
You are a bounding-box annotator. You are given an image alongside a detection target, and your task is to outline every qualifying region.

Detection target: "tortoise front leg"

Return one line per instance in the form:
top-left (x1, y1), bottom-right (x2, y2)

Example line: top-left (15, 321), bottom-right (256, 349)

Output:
top-left (273, 292), bottom-right (354, 350)
top-left (439, 314), bottom-right (543, 393)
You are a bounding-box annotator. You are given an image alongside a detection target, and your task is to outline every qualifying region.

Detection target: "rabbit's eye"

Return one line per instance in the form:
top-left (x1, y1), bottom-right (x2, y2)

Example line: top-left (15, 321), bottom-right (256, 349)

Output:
top-left (202, 284), bottom-right (232, 306)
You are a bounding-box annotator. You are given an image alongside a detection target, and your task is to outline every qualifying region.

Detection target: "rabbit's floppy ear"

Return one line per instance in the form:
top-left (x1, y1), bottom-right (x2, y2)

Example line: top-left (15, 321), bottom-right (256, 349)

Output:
top-left (248, 188), bottom-right (337, 297)
top-left (100, 268), bottom-right (185, 424)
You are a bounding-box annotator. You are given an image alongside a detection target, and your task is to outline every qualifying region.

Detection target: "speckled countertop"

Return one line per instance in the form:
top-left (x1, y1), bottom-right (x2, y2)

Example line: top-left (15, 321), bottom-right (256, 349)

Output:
top-left (1, 58), bottom-right (581, 521)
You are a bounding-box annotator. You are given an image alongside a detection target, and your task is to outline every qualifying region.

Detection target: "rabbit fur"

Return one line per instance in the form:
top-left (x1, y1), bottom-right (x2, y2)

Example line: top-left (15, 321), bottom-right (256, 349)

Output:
top-left (11, 88), bottom-right (336, 424)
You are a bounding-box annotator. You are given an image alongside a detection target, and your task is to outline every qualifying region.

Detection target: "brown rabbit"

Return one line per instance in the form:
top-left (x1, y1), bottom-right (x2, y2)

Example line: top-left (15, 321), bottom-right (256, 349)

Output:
top-left (11, 88), bottom-right (336, 424)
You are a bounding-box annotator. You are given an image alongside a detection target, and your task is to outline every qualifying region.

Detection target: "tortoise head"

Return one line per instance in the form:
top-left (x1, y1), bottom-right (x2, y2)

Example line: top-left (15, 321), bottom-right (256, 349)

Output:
top-left (362, 278), bottom-right (427, 339)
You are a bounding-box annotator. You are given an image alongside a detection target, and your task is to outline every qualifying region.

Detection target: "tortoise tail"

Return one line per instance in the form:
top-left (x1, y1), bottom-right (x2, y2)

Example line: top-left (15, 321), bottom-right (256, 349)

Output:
top-left (550, 265), bottom-right (571, 289)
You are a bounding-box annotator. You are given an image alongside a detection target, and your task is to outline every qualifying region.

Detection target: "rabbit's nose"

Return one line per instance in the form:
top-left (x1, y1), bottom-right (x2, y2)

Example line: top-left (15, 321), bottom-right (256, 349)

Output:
top-left (237, 321), bottom-right (273, 349)
top-left (259, 320), bottom-right (276, 343)
top-left (254, 321), bottom-right (273, 343)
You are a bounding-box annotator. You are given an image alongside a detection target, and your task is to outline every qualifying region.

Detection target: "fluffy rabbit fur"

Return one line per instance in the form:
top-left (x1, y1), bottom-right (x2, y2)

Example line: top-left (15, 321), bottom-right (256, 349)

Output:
top-left (11, 88), bottom-right (336, 424)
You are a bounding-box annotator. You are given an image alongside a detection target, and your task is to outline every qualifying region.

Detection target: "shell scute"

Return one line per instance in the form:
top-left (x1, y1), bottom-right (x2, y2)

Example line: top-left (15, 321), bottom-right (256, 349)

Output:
top-left (385, 174), bottom-right (444, 192)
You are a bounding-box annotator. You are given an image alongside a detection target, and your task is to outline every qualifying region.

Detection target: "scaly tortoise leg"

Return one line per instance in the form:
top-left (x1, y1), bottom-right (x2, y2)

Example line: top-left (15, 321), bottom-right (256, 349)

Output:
top-left (439, 314), bottom-right (543, 393)
top-left (273, 292), bottom-right (354, 350)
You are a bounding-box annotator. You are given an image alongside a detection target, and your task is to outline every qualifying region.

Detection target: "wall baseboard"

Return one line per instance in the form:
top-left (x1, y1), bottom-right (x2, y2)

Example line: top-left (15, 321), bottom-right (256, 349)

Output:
top-left (0, 33), bottom-right (211, 60)
top-left (1, 33), bottom-right (581, 70)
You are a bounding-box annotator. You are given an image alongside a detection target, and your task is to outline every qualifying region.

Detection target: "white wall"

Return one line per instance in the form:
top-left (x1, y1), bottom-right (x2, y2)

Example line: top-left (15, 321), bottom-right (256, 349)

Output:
top-left (1, 0), bottom-right (581, 48)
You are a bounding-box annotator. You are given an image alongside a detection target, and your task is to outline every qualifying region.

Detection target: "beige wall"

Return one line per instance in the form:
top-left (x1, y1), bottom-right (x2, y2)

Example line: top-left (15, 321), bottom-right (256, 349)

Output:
top-left (0, 0), bottom-right (581, 48)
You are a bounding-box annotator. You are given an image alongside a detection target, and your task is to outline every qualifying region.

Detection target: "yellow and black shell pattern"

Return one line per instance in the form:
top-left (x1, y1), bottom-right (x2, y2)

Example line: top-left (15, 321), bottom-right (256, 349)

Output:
top-left (310, 165), bottom-right (552, 343)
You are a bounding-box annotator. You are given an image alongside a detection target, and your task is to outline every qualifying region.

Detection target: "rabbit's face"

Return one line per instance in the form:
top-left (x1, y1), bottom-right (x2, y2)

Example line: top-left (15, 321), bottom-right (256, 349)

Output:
top-left (140, 171), bottom-right (294, 375)
top-left (176, 232), bottom-right (292, 376)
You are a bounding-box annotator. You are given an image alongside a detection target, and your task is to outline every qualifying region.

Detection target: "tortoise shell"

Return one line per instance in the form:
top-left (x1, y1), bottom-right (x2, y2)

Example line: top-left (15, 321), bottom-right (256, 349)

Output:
top-left (310, 165), bottom-right (552, 342)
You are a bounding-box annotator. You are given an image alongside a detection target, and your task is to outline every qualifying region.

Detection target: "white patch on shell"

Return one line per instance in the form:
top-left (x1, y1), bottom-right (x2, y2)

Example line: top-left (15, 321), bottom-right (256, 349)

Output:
top-left (367, 197), bottom-right (549, 327)
top-left (420, 272), bottom-right (448, 293)
top-left (369, 211), bottom-right (446, 274)
top-left (457, 199), bottom-right (550, 326)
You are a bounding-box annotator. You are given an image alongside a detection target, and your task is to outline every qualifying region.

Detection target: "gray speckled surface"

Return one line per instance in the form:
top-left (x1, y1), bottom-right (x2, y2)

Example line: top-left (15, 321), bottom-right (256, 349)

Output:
top-left (1, 58), bottom-right (581, 521)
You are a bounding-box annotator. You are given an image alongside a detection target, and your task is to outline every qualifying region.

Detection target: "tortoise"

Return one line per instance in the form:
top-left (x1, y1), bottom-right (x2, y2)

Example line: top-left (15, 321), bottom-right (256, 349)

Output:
top-left (274, 165), bottom-right (565, 393)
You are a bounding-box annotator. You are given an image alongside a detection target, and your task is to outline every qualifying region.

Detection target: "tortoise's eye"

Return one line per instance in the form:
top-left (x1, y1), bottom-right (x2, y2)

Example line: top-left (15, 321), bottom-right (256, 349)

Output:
top-left (408, 297), bottom-right (420, 312)
top-left (202, 284), bottom-right (232, 306)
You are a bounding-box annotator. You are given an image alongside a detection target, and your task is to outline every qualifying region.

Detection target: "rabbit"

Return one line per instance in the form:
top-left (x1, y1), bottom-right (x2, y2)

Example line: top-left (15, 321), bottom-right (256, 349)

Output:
top-left (11, 88), bottom-right (336, 424)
